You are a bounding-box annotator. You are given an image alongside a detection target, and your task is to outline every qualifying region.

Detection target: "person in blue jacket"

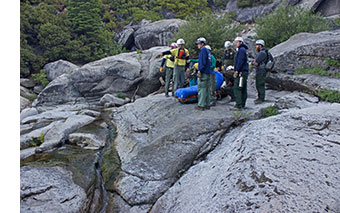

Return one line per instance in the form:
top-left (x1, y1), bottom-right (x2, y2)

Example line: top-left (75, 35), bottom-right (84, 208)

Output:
top-left (233, 37), bottom-right (249, 110)
top-left (195, 37), bottom-right (211, 111)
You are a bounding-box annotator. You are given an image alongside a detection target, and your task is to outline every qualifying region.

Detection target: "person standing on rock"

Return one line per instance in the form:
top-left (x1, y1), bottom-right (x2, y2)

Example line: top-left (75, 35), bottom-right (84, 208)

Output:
top-left (252, 40), bottom-right (268, 104)
top-left (160, 42), bottom-right (177, 97)
top-left (195, 37), bottom-right (211, 111)
top-left (159, 39), bottom-right (190, 95)
top-left (232, 37), bottom-right (249, 111)
top-left (205, 45), bottom-right (217, 107)
top-left (223, 40), bottom-right (236, 68)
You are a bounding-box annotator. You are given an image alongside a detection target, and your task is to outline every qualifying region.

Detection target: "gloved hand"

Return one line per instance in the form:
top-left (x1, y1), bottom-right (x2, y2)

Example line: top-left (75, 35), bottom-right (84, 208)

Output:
top-left (160, 67), bottom-right (163, 72)
top-left (221, 65), bottom-right (224, 71)
top-left (197, 71), bottom-right (202, 78)
top-left (233, 71), bottom-right (238, 78)
top-left (157, 53), bottom-right (163, 58)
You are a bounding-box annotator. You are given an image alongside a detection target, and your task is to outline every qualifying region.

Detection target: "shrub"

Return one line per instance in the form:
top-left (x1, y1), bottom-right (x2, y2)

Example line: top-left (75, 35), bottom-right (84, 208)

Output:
top-left (173, 13), bottom-right (243, 59)
top-left (29, 133), bottom-right (45, 147)
top-left (295, 67), bottom-right (330, 76)
top-left (255, 5), bottom-right (331, 48)
top-left (317, 89), bottom-right (340, 103)
top-left (237, 0), bottom-right (272, 8)
top-left (325, 58), bottom-right (340, 68)
top-left (32, 69), bottom-right (49, 87)
top-left (117, 92), bottom-right (126, 100)
top-left (263, 105), bottom-right (278, 117)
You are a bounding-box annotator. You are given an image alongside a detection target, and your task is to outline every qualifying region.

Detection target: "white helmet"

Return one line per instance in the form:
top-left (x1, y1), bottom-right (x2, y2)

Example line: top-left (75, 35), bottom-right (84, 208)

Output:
top-left (177, 38), bottom-right (185, 45)
top-left (205, 45), bottom-right (211, 50)
top-left (226, 65), bottom-right (234, 71)
top-left (224, 41), bottom-right (232, 48)
top-left (195, 37), bottom-right (206, 45)
top-left (255, 40), bottom-right (265, 46)
top-left (234, 37), bottom-right (244, 42)
top-left (170, 42), bottom-right (177, 48)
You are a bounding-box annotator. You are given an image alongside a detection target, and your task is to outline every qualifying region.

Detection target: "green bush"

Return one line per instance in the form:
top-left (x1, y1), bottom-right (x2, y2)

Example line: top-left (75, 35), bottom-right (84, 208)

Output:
top-left (325, 58), bottom-right (340, 68)
top-left (32, 69), bottom-right (49, 87)
top-left (173, 14), bottom-right (243, 59)
top-left (237, 0), bottom-right (272, 8)
top-left (317, 89), bottom-right (340, 103)
top-left (263, 105), bottom-right (278, 117)
top-left (29, 133), bottom-right (45, 147)
top-left (255, 5), bottom-right (331, 48)
top-left (295, 67), bottom-right (330, 76)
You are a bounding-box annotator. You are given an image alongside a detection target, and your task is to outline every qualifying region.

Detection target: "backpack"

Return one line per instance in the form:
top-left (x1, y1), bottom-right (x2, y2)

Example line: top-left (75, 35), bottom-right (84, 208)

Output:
top-left (265, 50), bottom-right (275, 71)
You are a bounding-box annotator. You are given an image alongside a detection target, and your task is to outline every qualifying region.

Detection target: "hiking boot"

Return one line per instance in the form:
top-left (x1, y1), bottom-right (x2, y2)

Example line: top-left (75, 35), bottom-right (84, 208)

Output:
top-left (195, 106), bottom-right (205, 111)
top-left (254, 99), bottom-right (264, 104)
top-left (205, 106), bottom-right (210, 110)
top-left (165, 93), bottom-right (169, 97)
top-left (209, 101), bottom-right (216, 107)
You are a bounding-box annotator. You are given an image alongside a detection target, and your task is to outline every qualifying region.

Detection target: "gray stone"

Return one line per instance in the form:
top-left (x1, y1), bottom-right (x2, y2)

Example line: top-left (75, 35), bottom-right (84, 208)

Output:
top-left (21, 109), bottom-right (77, 125)
top-left (20, 108), bottom-right (39, 123)
top-left (270, 30), bottom-right (340, 72)
top-left (20, 86), bottom-right (36, 101)
top-left (68, 133), bottom-right (106, 150)
top-left (100, 94), bottom-right (126, 107)
top-left (20, 120), bottom-right (63, 149)
top-left (77, 109), bottom-right (101, 118)
top-left (21, 166), bottom-right (87, 213)
top-left (315, 0), bottom-right (340, 17)
top-left (266, 73), bottom-right (340, 94)
top-left (36, 115), bottom-right (96, 152)
top-left (20, 96), bottom-right (31, 111)
top-left (33, 85), bottom-right (44, 94)
top-left (20, 78), bottom-right (36, 88)
top-left (115, 27), bottom-right (135, 49)
top-left (112, 93), bottom-right (275, 206)
top-left (44, 59), bottom-right (79, 81)
top-left (151, 103), bottom-right (340, 212)
top-left (34, 47), bottom-right (168, 107)
top-left (274, 91), bottom-right (320, 110)
top-left (134, 19), bottom-right (187, 50)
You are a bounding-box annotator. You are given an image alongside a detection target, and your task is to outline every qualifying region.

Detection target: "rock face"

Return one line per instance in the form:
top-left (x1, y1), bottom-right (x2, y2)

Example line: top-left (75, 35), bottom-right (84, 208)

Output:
top-left (44, 59), bottom-right (79, 81)
top-left (21, 166), bottom-right (88, 213)
top-left (151, 103), bottom-right (340, 212)
top-left (315, 0), bottom-right (340, 17)
top-left (266, 73), bottom-right (340, 94)
top-left (270, 30), bottom-right (340, 72)
top-left (134, 19), bottom-right (186, 50)
top-left (33, 47), bottom-right (168, 107)
top-left (115, 19), bottom-right (186, 50)
top-left (111, 93), bottom-right (275, 208)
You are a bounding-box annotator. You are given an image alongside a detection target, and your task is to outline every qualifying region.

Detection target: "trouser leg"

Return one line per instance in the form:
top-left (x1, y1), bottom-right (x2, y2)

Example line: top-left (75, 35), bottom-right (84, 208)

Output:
top-left (164, 67), bottom-right (173, 94)
top-left (256, 73), bottom-right (266, 101)
top-left (198, 74), bottom-right (211, 108)
top-left (210, 73), bottom-right (216, 104)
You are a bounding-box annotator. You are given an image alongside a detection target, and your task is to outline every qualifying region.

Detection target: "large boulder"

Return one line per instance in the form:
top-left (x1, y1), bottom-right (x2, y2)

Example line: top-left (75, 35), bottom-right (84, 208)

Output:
top-left (270, 30), bottom-right (340, 72)
top-left (44, 59), bottom-right (79, 81)
top-left (151, 103), bottom-right (340, 212)
top-left (110, 93), bottom-right (277, 208)
top-left (315, 0), bottom-right (340, 17)
top-left (134, 19), bottom-right (186, 50)
top-left (116, 19), bottom-right (186, 50)
top-left (33, 47), bottom-right (168, 107)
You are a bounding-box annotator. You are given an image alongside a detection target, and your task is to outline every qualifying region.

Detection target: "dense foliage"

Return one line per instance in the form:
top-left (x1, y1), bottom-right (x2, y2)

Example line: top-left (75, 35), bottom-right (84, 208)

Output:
top-left (20, 0), bottom-right (212, 77)
top-left (173, 14), bottom-right (243, 59)
top-left (255, 5), bottom-right (331, 48)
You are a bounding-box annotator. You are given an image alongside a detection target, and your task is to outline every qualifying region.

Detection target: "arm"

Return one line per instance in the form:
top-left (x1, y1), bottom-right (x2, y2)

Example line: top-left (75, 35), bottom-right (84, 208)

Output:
top-left (234, 48), bottom-right (246, 72)
top-left (160, 58), bottom-right (166, 67)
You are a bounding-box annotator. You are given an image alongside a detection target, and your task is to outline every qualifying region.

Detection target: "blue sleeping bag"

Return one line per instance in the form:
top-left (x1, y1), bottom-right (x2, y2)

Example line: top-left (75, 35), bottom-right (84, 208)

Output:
top-left (176, 71), bottom-right (224, 99)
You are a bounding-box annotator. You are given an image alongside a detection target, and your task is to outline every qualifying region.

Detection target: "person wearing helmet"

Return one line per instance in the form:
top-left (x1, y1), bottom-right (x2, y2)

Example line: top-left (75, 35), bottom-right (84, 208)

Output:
top-left (195, 37), bottom-right (211, 110)
top-left (233, 36), bottom-right (249, 111)
top-left (160, 42), bottom-right (177, 97)
top-left (252, 39), bottom-right (267, 104)
top-left (223, 40), bottom-right (236, 68)
top-left (218, 65), bottom-right (235, 101)
top-left (205, 45), bottom-right (217, 107)
top-left (159, 38), bottom-right (190, 94)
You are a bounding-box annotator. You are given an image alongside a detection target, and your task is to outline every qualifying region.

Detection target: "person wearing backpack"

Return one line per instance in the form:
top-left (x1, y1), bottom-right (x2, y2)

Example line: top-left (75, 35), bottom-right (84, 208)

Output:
top-left (253, 39), bottom-right (268, 104)
top-left (159, 39), bottom-right (190, 95)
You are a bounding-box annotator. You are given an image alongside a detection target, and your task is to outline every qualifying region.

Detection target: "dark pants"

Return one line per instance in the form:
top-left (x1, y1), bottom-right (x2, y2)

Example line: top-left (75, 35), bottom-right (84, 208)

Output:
top-left (198, 73), bottom-right (211, 108)
top-left (164, 66), bottom-right (174, 95)
top-left (256, 73), bottom-right (266, 101)
top-left (210, 73), bottom-right (216, 104)
top-left (233, 73), bottom-right (248, 108)
top-left (174, 65), bottom-right (185, 93)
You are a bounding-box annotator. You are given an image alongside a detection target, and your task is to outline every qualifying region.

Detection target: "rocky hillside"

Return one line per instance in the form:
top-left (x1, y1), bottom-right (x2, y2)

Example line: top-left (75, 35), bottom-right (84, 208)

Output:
top-left (20, 26), bottom-right (340, 213)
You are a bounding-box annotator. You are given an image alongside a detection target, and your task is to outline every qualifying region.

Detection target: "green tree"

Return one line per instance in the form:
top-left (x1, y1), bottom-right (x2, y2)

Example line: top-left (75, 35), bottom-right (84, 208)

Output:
top-left (174, 14), bottom-right (243, 59)
top-left (255, 5), bottom-right (331, 48)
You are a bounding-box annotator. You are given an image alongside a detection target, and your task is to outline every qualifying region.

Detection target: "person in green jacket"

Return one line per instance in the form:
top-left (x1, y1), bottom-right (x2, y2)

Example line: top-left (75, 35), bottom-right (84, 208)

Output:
top-left (160, 42), bottom-right (177, 97)
top-left (252, 39), bottom-right (268, 104)
top-left (223, 40), bottom-right (236, 68)
top-left (205, 45), bottom-right (217, 106)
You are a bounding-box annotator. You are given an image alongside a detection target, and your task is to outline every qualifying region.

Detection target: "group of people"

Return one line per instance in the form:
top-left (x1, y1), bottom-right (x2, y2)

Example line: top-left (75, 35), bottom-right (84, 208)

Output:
top-left (159, 36), bottom-right (269, 111)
